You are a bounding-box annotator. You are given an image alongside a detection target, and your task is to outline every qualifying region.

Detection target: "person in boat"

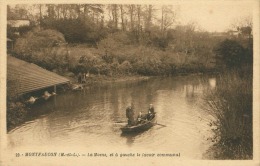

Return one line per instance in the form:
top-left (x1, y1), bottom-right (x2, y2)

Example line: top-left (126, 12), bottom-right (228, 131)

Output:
top-left (147, 104), bottom-right (155, 120)
top-left (136, 112), bottom-right (145, 124)
top-left (126, 104), bottom-right (135, 126)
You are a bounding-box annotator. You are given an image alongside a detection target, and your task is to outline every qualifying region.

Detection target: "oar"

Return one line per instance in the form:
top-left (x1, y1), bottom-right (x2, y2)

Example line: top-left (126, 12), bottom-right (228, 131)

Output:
top-left (154, 122), bottom-right (167, 127)
top-left (115, 121), bottom-right (127, 124)
top-left (115, 119), bottom-right (167, 127)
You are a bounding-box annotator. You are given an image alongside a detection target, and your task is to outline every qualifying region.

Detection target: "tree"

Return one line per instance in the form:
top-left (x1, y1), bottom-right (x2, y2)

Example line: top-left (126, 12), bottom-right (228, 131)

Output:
top-left (144, 5), bottom-right (155, 32)
top-left (127, 5), bottom-right (135, 31)
top-left (109, 4), bottom-right (119, 29)
top-left (119, 5), bottom-right (126, 31)
top-left (160, 5), bottom-right (177, 37)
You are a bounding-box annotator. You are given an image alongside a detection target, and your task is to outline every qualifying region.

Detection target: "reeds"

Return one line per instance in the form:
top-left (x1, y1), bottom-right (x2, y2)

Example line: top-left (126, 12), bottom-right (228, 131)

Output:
top-left (204, 68), bottom-right (252, 159)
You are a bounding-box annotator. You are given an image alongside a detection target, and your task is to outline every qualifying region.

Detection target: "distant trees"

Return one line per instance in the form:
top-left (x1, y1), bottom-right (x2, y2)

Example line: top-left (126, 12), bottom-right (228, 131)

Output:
top-left (7, 5), bottom-right (29, 20)
top-left (7, 4), bottom-right (179, 46)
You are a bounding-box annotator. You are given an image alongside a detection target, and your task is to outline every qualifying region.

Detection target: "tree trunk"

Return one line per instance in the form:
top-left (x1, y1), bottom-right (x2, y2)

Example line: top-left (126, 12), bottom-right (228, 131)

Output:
top-left (146, 5), bottom-right (152, 32)
top-left (84, 5), bottom-right (89, 20)
top-left (114, 5), bottom-right (118, 29)
top-left (39, 4), bottom-right (42, 27)
top-left (137, 5), bottom-right (141, 41)
top-left (129, 5), bottom-right (134, 31)
top-left (120, 5), bottom-right (125, 31)
top-left (161, 6), bottom-right (164, 36)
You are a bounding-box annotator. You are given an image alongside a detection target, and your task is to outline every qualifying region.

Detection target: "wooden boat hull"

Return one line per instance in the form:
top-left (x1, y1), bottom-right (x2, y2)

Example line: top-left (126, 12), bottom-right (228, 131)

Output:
top-left (120, 115), bottom-right (156, 133)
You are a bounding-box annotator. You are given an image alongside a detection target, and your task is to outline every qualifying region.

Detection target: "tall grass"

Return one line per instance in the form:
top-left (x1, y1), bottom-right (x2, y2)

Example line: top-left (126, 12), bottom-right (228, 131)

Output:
top-left (204, 68), bottom-right (252, 159)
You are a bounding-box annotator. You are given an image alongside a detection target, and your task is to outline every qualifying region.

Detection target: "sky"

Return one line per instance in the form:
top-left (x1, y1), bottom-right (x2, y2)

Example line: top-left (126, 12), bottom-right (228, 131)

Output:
top-left (176, 1), bottom-right (253, 32)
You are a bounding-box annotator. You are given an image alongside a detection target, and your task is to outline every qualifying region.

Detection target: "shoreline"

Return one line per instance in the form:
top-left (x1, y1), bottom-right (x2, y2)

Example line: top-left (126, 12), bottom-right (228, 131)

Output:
top-left (68, 74), bottom-right (151, 86)
top-left (64, 69), bottom-right (220, 89)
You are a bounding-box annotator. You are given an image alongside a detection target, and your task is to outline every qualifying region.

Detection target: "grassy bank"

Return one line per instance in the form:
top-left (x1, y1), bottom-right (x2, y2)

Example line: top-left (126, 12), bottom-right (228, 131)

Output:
top-left (203, 67), bottom-right (252, 159)
top-left (12, 28), bottom-right (221, 78)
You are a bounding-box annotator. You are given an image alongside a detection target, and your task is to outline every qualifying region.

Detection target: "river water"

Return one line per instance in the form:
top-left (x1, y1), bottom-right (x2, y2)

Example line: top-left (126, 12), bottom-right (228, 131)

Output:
top-left (7, 75), bottom-right (217, 159)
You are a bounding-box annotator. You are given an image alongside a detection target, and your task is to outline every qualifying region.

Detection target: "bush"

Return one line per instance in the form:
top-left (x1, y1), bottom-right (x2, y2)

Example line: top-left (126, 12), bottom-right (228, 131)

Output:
top-left (14, 28), bottom-right (66, 55)
top-left (214, 39), bottom-right (245, 68)
top-left (13, 28), bottom-right (69, 72)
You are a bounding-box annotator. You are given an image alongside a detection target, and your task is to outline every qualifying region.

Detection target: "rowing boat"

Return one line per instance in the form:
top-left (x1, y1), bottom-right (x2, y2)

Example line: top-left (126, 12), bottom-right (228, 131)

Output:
top-left (120, 114), bottom-right (156, 133)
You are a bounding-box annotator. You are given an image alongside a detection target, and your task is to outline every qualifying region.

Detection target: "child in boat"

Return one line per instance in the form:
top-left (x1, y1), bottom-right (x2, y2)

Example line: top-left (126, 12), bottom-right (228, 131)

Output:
top-left (136, 112), bottom-right (146, 124)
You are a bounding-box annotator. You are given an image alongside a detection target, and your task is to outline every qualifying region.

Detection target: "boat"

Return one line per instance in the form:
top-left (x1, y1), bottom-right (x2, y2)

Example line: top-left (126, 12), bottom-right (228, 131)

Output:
top-left (120, 113), bottom-right (156, 133)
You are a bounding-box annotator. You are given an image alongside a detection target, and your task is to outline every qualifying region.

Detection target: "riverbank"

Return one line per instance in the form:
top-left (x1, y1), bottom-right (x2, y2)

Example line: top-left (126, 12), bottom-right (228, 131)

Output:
top-left (67, 74), bottom-right (150, 86)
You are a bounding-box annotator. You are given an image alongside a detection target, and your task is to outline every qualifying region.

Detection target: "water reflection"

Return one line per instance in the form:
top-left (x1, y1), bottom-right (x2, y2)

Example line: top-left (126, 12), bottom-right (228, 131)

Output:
top-left (121, 132), bottom-right (139, 147)
top-left (8, 75), bottom-right (216, 159)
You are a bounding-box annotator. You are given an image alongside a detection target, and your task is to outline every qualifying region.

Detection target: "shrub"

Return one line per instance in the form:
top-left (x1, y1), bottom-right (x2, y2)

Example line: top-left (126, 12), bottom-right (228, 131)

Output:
top-left (14, 28), bottom-right (65, 56)
top-left (214, 39), bottom-right (245, 68)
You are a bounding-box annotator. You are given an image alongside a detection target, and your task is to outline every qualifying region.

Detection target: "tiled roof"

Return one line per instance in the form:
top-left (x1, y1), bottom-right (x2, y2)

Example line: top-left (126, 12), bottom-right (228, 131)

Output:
top-left (7, 56), bottom-right (69, 97)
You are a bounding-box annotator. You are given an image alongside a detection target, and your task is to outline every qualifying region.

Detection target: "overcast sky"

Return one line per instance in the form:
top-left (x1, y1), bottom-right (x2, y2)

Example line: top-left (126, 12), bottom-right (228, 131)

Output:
top-left (176, 1), bottom-right (253, 32)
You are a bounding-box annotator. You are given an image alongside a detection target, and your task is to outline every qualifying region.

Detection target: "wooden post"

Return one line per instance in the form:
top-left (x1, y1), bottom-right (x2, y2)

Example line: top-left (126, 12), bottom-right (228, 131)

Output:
top-left (54, 85), bottom-right (56, 93)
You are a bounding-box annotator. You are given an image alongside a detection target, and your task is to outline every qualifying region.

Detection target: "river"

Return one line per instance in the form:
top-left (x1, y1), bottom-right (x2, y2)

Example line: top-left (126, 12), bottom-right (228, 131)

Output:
top-left (7, 75), bottom-right (217, 159)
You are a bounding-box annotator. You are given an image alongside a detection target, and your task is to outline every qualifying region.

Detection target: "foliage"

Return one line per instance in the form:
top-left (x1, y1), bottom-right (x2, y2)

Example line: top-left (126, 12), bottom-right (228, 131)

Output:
top-left (42, 18), bottom-right (108, 44)
top-left (14, 28), bottom-right (65, 54)
top-left (204, 69), bottom-right (252, 159)
top-left (7, 101), bottom-right (27, 129)
top-left (214, 39), bottom-right (250, 68)
top-left (12, 28), bottom-right (68, 72)
top-left (98, 32), bottom-right (131, 63)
